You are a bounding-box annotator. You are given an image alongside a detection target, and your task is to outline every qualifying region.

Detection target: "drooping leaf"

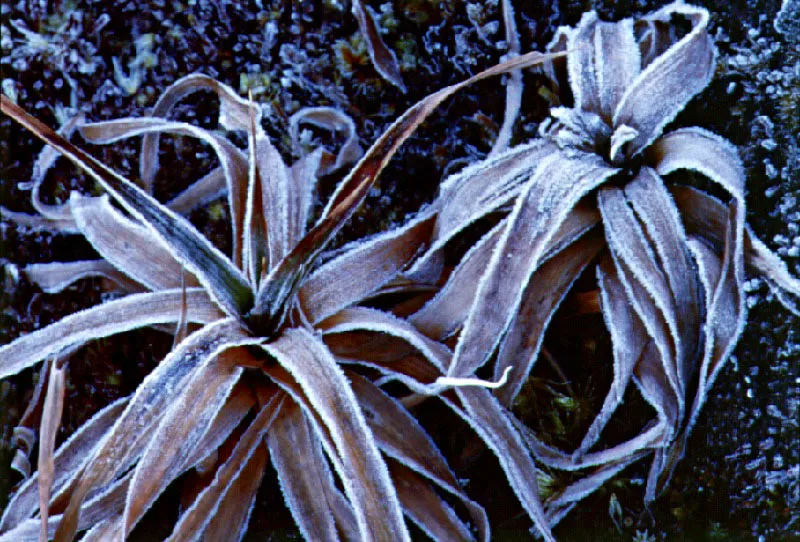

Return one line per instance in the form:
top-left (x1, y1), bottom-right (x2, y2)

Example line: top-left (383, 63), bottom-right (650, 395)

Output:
top-left (493, 228), bottom-right (604, 406)
top-left (37, 359), bottom-right (67, 542)
top-left (289, 107), bottom-right (363, 175)
top-left (139, 73), bottom-right (257, 190)
top-left (23, 260), bottom-right (141, 294)
top-left (348, 372), bottom-right (489, 540)
top-left (0, 97), bottom-right (253, 319)
top-left (574, 256), bottom-right (648, 458)
top-left (448, 151), bottom-right (616, 379)
top-left (613, 3), bottom-right (714, 157)
top-left (0, 288), bottom-right (222, 380)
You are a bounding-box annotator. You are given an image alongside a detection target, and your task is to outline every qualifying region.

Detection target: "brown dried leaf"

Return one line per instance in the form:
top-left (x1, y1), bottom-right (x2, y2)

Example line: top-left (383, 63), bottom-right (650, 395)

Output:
top-left (351, 0), bottom-right (406, 92)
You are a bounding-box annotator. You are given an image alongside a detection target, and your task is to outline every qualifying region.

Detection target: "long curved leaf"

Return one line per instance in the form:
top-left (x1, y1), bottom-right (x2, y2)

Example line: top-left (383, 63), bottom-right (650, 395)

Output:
top-left (0, 96), bottom-right (253, 319)
top-left (0, 288), bottom-right (222, 380)
top-left (261, 327), bottom-right (410, 541)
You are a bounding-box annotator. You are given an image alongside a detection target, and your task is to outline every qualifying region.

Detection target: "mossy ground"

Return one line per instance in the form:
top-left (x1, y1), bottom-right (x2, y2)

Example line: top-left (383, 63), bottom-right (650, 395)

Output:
top-left (1, 0), bottom-right (798, 539)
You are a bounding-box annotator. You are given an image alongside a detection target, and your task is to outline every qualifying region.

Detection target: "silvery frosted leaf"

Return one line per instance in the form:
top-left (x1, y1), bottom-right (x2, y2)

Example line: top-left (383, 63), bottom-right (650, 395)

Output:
top-left (388, 460), bottom-right (475, 542)
top-left (289, 107), bottom-right (363, 176)
top-left (575, 256), bottom-right (648, 458)
top-left (612, 3), bottom-right (714, 157)
top-left (670, 185), bottom-right (800, 305)
top-left (251, 50), bottom-right (561, 329)
top-left (446, 388), bottom-right (554, 542)
top-left (0, 472), bottom-right (131, 542)
top-left (23, 260), bottom-right (141, 294)
top-left (289, 148), bottom-right (325, 241)
top-left (623, 168), bottom-right (701, 390)
top-left (70, 193), bottom-right (200, 291)
top-left (252, 130), bottom-right (293, 272)
top-left (1, 97), bottom-right (253, 319)
top-left (347, 372), bottom-right (489, 540)
top-left (599, 186), bottom-right (683, 407)
top-left (53, 319), bottom-right (248, 541)
top-left (489, 0), bottom-right (522, 157)
top-left (139, 73), bottom-right (258, 191)
top-left (79, 517), bottom-right (121, 542)
top-left (120, 347), bottom-right (254, 536)
top-left (352, 0), bottom-right (406, 92)
top-left (298, 212), bottom-right (435, 325)
top-left (411, 221), bottom-right (506, 340)
top-left (80, 115), bottom-right (251, 273)
top-left (319, 307), bottom-right (451, 387)
top-left (0, 288), bottom-right (222, 380)
top-left (0, 398), bottom-right (127, 533)
top-left (648, 127), bottom-right (745, 200)
top-left (657, 203), bottom-right (746, 497)
top-left (261, 327), bottom-right (410, 541)
top-left (0, 207), bottom-right (76, 233)
top-left (494, 228), bottom-right (604, 406)
top-left (267, 401), bottom-right (339, 542)
top-left (409, 140), bottom-right (556, 282)
top-left (448, 150), bottom-right (616, 379)
top-left (167, 393), bottom-right (283, 542)
top-left (199, 439), bottom-right (267, 542)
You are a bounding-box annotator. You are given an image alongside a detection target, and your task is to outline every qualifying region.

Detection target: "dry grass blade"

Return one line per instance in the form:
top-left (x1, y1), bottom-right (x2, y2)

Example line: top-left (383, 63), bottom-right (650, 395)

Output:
top-left (37, 359), bottom-right (66, 542)
top-left (0, 397), bottom-right (128, 533)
